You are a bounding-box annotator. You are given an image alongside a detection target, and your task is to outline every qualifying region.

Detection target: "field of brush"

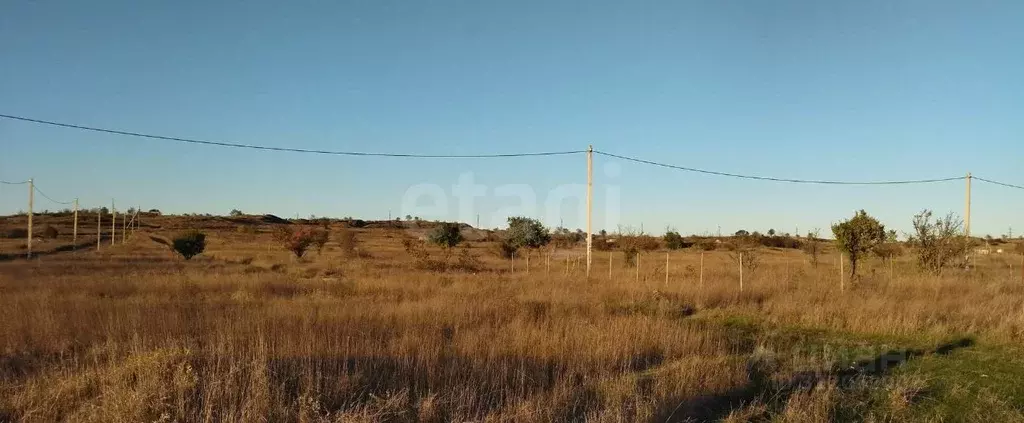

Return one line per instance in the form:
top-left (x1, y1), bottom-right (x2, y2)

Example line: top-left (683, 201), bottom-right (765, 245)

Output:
top-left (1, 213), bottom-right (1024, 422)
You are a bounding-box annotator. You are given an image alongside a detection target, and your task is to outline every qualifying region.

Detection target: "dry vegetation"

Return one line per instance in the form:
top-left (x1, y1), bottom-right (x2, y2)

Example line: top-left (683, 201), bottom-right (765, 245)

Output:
top-left (1, 213), bottom-right (1024, 422)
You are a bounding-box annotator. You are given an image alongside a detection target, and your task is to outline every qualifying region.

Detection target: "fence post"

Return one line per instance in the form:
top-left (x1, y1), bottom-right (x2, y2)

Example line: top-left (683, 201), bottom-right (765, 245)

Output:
top-left (27, 179), bottom-right (33, 259)
top-left (700, 251), bottom-right (704, 289)
top-left (840, 253), bottom-right (845, 292)
top-left (526, 250), bottom-right (529, 274)
top-left (511, 251), bottom-right (515, 273)
top-left (664, 251), bottom-right (669, 287)
top-left (122, 213), bottom-right (126, 244)
top-left (97, 208), bottom-right (101, 249)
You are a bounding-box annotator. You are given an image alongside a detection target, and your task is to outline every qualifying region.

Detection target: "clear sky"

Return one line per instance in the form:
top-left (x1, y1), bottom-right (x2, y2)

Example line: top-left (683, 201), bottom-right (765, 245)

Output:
top-left (1, 1), bottom-right (1021, 237)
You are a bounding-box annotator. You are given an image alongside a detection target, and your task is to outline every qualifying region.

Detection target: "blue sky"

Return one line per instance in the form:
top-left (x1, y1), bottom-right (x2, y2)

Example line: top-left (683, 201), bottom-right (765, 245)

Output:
top-left (1, 1), bottom-right (1021, 237)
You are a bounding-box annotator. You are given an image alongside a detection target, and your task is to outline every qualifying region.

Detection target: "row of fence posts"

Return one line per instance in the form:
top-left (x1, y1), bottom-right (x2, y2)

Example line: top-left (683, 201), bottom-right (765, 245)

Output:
top-left (500, 249), bottom-right (1024, 290)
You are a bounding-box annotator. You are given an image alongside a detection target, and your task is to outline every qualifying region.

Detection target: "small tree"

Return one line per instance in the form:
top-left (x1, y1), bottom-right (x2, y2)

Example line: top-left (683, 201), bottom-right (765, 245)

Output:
top-left (735, 229), bottom-right (750, 237)
top-left (767, 228), bottom-right (776, 237)
top-left (229, 209), bottom-right (243, 217)
top-left (283, 227), bottom-right (318, 258)
top-left (172, 230), bottom-right (206, 260)
top-left (311, 228), bottom-right (330, 254)
top-left (909, 210), bottom-right (969, 274)
top-left (832, 210), bottom-right (886, 281)
top-left (505, 217), bottom-right (551, 250)
top-left (803, 229), bottom-right (822, 268)
top-left (428, 222), bottom-right (464, 249)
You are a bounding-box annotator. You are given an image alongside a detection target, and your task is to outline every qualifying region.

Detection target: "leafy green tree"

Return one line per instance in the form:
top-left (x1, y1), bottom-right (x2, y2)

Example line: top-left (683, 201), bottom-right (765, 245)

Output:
top-left (229, 209), bottom-right (243, 217)
top-left (832, 210), bottom-right (886, 280)
top-left (505, 217), bottom-right (551, 250)
top-left (734, 229), bottom-right (749, 237)
top-left (428, 222), bottom-right (464, 249)
top-left (767, 228), bottom-right (776, 237)
top-left (172, 230), bottom-right (206, 260)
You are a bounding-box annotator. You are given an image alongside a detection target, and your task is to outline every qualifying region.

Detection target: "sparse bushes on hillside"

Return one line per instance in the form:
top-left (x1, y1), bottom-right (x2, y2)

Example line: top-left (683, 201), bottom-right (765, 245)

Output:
top-left (172, 230), bottom-right (206, 260)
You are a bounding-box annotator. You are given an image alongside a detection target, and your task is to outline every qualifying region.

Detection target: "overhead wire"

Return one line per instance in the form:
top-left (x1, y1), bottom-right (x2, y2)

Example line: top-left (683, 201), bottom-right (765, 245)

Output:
top-left (594, 150), bottom-right (967, 185)
top-left (0, 113), bottom-right (586, 158)
top-left (974, 176), bottom-right (1024, 189)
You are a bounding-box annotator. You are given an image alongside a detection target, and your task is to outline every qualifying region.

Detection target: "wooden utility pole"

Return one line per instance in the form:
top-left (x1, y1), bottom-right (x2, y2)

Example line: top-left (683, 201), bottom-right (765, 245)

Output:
top-left (27, 179), bottom-right (34, 259)
top-left (122, 213), bottom-right (126, 244)
top-left (965, 172), bottom-right (972, 238)
top-left (586, 145), bottom-right (593, 277)
top-left (111, 200), bottom-right (116, 246)
top-left (73, 198), bottom-right (78, 247)
top-left (97, 208), bottom-right (101, 249)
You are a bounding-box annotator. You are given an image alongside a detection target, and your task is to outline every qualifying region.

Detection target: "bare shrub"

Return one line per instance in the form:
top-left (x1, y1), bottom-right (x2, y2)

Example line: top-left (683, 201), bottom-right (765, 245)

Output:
top-left (909, 210), bottom-right (970, 274)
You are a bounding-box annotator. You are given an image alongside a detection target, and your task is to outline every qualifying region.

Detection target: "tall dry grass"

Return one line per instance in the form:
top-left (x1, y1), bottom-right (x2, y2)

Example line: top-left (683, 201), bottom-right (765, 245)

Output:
top-left (0, 218), bottom-right (1022, 421)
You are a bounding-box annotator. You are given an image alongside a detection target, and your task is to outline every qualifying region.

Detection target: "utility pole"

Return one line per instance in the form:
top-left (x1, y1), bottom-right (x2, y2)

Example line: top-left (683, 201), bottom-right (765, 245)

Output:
top-left (111, 200), bottom-right (116, 246)
top-left (27, 178), bottom-right (34, 259)
top-left (965, 172), bottom-right (972, 238)
top-left (97, 207), bottom-right (102, 249)
top-left (122, 212), bottom-right (126, 244)
top-left (586, 145), bottom-right (593, 277)
top-left (73, 198), bottom-right (79, 248)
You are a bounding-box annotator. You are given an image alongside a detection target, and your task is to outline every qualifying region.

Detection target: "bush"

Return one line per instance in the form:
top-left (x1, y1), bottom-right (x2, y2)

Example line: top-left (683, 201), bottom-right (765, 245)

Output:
top-left (229, 209), bottom-right (244, 217)
top-left (428, 222), bottom-right (464, 249)
top-left (42, 225), bottom-right (59, 239)
top-left (909, 210), bottom-right (969, 274)
top-left (493, 240), bottom-right (518, 259)
top-left (663, 231), bottom-right (690, 250)
top-left (336, 227), bottom-right (357, 256)
top-left (348, 219), bottom-right (368, 228)
top-left (281, 227), bottom-right (319, 258)
top-left (310, 228), bottom-right (330, 254)
top-left (172, 230), bottom-right (206, 260)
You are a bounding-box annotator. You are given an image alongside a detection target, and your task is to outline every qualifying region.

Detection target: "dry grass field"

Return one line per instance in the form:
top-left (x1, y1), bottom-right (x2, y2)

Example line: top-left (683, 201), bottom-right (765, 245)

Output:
top-left (2, 213), bottom-right (1024, 422)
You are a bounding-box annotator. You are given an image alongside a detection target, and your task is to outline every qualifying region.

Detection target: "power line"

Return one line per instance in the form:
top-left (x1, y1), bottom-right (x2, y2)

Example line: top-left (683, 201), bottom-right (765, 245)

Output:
top-left (1, 180), bottom-right (30, 185)
top-left (33, 186), bottom-right (74, 205)
top-left (975, 177), bottom-right (1024, 191)
top-left (0, 113), bottom-right (586, 158)
top-left (595, 150), bottom-right (966, 185)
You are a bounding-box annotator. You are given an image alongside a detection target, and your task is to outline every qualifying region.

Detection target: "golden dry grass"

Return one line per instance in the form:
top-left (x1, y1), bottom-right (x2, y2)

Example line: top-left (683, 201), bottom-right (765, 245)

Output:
top-left (1, 214), bottom-right (1023, 422)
